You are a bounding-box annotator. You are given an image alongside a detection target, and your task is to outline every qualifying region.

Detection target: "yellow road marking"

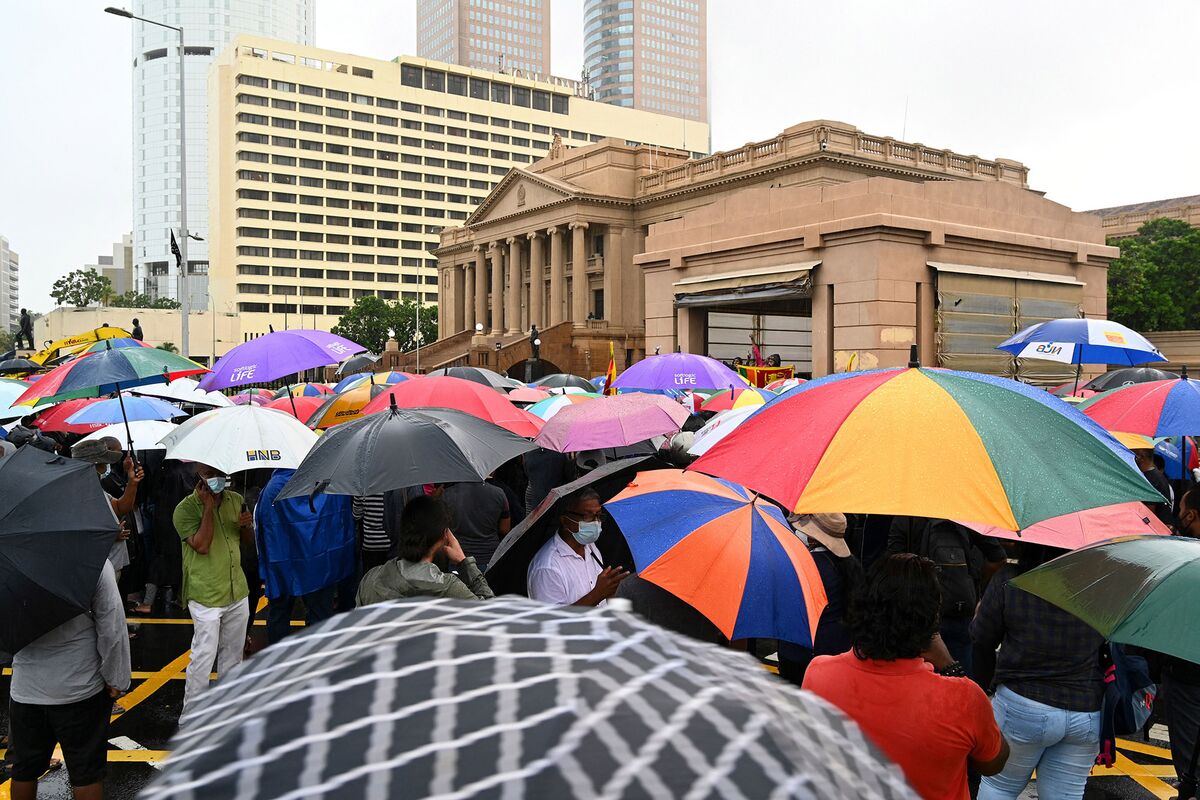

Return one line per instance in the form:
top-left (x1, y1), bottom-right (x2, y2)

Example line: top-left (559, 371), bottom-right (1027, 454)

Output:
top-left (1107, 752), bottom-right (1176, 799)
top-left (124, 617), bottom-right (305, 626)
top-left (108, 750), bottom-right (172, 764)
top-left (112, 651), bottom-right (191, 723)
top-left (1115, 737), bottom-right (1173, 758)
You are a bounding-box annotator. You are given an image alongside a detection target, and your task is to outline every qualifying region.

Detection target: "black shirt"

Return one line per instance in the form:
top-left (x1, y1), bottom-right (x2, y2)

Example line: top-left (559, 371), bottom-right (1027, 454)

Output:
top-left (131, 324), bottom-right (144, 341)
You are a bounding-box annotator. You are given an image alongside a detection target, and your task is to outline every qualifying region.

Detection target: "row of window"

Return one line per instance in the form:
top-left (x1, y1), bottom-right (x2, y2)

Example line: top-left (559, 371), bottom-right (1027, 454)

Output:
top-left (237, 293), bottom-right (432, 315)
top-left (398, 64), bottom-right (570, 114)
top-left (234, 128), bottom-right (548, 167)
top-left (236, 265), bottom-right (437, 283)
top-left (235, 190), bottom-right (474, 221)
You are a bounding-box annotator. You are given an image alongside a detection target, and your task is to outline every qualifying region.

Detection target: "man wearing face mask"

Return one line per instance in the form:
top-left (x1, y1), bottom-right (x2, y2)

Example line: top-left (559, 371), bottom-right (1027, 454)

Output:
top-left (173, 462), bottom-right (254, 715)
top-left (527, 488), bottom-right (629, 607)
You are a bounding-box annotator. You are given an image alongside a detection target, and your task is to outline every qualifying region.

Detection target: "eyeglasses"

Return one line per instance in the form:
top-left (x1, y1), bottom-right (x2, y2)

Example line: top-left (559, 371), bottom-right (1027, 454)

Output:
top-left (565, 511), bottom-right (600, 523)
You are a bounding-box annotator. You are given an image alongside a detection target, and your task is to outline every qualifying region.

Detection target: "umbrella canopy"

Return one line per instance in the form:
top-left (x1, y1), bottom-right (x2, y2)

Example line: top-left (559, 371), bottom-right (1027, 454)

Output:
top-left (766, 377), bottom-right (807, 393)
top-left (0, 447), bottom-right (119, 653)
top-left (229, 388), bottom-right (274, 406)
top-left (1085, 366), bottom-right (1180, 393)
top-left (66, 394), bottom-right (188, 425)
top-left (507, 386), bottom-right (552, 405)
top-left (331, 370), bottom-right (414, 393)
top-left (699, 386), bottom-right (773, 412)
top-left (1079, 374), bottom-right (1200, 437)
top-left (141, 597), bottom-right (912, 800)
top-left (531, 372), bottom-right (597, 391)
top-left (199, 329), bottom-right (365, 391)
top-left (534, 393), bottom-right (690, 453)
top-left (607, 469), bottom-right (828, 646)
top-left (13, 346), bottom-right (209, 407)
top-left (485, 456), bottom-right (655, 595)
top-left (1156, 436), bottom-right (1200, 480)
top-left (1108, 431), bottom-right (1158, 451)
top-left (1049, 383), bottom-right (1096, 399)
top-left (333, 351), bottom-right (379, 376)
top-left (958, 502), bottom-right (1170, 549)
top-left (361, 376), bottom-right (544, 438)
top-left (427, 366), bottom-right (523, 392)
top-left (277, 404), bottom-right (537, 502)
top-left (272, 382), bottom-right (334, 399)
top-left (29, 399), bottom-right (109, 434)
top-left (77, 336), bottom-right (152, 354)
top-left (79, 420), bottom-right (179, 452)
top-left (130, 377), bottom-right (232, 407)
top-left (1011, 536), bottom-right (1200, 663)
top-left (998, 318), bottom-right (1165, 366)
top-left (159, 406), bottom-right (319, 474)
top-left (306, 382), bottom-right (387, 429)
top-left (0, 357), bottom-right (41, 376)
top-left (611, 352), bottom-right (743, 392)
top-left (0, 379), bottom-right (34, 422)
top-left (525, 392), bottom-right (600, 420)
top-left (263, 395), bottom-right (326, 424)
top-left (690, 364), bottom-right (1164, 530)
top-left (687, 406), bottom-right (760, 457)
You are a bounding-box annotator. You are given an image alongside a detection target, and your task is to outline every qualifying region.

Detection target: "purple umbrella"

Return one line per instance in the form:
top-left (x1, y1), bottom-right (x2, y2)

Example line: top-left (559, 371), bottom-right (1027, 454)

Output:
top-left (610, 352), bottom-right (743, 392)
top-left (199, 330), bottom-right (365, 391)
top-left (534, 393), bottom-right (690, 453)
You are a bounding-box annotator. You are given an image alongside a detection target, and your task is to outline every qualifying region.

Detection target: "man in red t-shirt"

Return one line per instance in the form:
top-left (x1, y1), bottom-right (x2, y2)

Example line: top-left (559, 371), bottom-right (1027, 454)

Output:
top-left (804, 554), bottom-right (1009, 800)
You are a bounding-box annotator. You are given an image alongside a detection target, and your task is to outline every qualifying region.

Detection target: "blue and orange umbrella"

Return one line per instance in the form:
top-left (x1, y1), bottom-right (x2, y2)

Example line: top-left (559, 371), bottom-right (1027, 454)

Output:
top-left (272, 382), bottom-right (334, 399)
top-left (606, 469), bottom-right (827, 646)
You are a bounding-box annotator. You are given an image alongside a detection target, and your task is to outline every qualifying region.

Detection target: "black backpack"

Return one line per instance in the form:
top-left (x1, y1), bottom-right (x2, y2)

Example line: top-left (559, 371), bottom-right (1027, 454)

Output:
top-left (913, 518), bottom-right (981, 619)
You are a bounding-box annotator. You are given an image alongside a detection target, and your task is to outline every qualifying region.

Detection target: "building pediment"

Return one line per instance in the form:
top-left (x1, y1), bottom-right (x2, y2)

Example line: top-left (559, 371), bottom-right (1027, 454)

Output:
top-left (467, 168), bottom-right (588, 225)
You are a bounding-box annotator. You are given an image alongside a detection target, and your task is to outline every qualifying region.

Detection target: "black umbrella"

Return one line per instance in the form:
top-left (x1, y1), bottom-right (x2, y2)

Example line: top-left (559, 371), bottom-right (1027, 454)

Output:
top-left (142, 597), bottom-right (913, 799)
top-left (1085, 367), bottom-right (1180, 393)
top-left (334, 351), bottom-right (379, 376)
top-left (0, 357), bottom-right (40, 375)
top-left (276, 399), bottom-right (537, 502)
top-left (485, 455), bottom-right (659, 595)
top-left (0, 446), bottom-right (119, 653)
top-left (532, 372), bottom-right (597, 391)
top-left (427, 366), bottom-right (523, 392)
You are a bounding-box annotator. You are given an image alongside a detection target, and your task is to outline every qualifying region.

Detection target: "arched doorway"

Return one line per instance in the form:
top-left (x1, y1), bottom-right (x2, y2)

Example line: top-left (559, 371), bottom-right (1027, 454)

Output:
top-left (505, 358), bottom-right (563, 383)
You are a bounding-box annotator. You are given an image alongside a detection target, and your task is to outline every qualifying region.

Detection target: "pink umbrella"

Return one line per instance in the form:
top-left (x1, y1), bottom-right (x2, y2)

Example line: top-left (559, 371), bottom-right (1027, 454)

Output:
top-left (534, 393), bottom-right (690, 453)
top-left (958, 501), bottom-right (1170, 550)
top-left (508, 387), bottom-right (552, 405)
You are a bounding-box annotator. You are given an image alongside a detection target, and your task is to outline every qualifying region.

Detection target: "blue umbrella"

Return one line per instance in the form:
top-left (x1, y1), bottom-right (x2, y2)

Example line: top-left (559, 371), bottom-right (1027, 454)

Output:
top-left (66, 395), bottom-right (188, 425)
top-left (998, 317), bottom-right (1165, 395)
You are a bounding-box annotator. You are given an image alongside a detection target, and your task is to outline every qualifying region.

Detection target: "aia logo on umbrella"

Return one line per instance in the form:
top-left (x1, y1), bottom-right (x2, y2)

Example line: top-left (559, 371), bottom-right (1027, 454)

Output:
top-left (231, 365), bottom-right (258, 382)
top-left (246, 449), bottom-right (282, 462)
top-left (674, 373), bottom-right (697, 386)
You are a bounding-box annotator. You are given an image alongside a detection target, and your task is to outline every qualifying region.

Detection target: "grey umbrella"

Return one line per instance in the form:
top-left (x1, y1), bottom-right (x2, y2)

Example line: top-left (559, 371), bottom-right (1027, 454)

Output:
top-left (334, 351), bottom-right (379, 376)
top-left (532, 372), bottom-right (597, 391)
top-left (142, 597), bottom-right (913, 800)
top-left (427, 366), bottom-right (524, 392)
top-left (276, 399), bottom-right (537, 502)
top-left (0, 358), bottom-right (40, 375)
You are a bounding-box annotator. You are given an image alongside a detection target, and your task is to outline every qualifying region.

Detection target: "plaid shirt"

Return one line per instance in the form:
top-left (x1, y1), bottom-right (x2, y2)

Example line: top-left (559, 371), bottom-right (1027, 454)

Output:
top-left (970, 566), bottom-right (1105, 712)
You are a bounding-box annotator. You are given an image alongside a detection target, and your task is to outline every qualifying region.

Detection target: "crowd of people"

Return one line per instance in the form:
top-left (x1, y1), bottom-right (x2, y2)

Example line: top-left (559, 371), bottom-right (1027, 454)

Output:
top-left (2, 370), bottom-right (1198, 800)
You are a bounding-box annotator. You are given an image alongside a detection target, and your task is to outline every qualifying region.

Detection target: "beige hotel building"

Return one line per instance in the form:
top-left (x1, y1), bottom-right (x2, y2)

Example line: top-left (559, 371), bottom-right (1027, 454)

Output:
top-left (207, 36), bottom-right (708, 338)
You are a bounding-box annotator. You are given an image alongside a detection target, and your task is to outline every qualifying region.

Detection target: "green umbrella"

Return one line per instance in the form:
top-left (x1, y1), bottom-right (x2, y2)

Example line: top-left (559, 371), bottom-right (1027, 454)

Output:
top-left (1011, 535), bottom-right (1200, 662)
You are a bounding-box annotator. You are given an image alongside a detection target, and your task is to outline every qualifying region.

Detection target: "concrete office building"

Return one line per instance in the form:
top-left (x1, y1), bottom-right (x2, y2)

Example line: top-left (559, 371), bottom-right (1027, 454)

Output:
top-left (417, 0), bottom-right (551, 77)
top-left (207, 37), bottom-right (709, 338)
top-left (584, 0), bottom-right (708, 124)
top-left (129, 0), bottom-right (314, 308)
top-left (426, 119), bottom-right (1114, 386)
top-left (85, 234), bottom-right (136, 297)
top-left (0, 237), bottom-right (18, 334)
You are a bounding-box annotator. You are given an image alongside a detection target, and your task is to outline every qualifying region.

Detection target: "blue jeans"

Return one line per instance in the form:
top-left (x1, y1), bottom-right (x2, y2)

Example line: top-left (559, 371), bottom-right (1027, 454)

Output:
top-left (978, 686), bottom-right (1101, 800)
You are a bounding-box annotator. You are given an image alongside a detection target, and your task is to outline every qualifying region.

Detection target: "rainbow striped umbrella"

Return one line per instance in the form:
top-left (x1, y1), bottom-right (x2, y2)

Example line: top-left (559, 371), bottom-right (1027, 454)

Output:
top-left (13, 346), bottom-right (208, 407)
top-left (606, 469), bottom-right (827, 646)
top-left (1079, 373), bottom-right (1200, 438)
top-left (331, 370), bottom-right (415, 393)
top-left (699, 387), bottom-right (774, 412)
top-left (766, 377), bottom-right (807, 393)
top-left (690, 364), bottom-right (1164, 530)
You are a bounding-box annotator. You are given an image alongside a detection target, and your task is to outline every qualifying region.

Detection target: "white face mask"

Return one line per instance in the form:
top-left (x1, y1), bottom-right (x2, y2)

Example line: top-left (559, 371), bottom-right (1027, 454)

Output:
top-left (572, 520), bottom-right (602, 545)
top-left (206, 476), bottom-right (228, 494)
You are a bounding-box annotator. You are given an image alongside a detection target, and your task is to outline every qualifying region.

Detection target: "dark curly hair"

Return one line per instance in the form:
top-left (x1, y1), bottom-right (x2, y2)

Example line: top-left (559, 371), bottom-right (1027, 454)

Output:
top-left (846, 554), bottom-right (941, 661)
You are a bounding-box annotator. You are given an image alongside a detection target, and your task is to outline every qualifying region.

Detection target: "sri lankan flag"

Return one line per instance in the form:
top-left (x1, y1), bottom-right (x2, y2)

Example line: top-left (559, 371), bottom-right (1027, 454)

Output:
top-left (604, 341), bottom-right (617, 395)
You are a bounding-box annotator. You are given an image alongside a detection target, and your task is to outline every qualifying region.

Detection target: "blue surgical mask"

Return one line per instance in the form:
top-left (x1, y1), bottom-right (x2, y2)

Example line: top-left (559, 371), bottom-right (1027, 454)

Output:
top-left (572, 520), bottom-right (602, 545)
top-left (206, 476), bottom-right (228, 494)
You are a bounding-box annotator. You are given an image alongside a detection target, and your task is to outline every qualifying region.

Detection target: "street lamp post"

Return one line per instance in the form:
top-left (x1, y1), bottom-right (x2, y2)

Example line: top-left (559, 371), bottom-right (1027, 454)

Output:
top-left (106, 6), bottom-right (190, 358)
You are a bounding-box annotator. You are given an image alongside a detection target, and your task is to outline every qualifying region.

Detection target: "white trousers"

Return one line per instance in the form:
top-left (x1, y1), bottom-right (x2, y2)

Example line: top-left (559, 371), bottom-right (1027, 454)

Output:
top-left (183, 597), bottom-right (250, 715)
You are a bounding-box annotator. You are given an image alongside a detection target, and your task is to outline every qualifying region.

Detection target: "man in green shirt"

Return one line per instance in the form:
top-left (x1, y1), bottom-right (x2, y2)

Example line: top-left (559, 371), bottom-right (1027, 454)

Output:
top-left (173, 462), bottom-right (254, 715)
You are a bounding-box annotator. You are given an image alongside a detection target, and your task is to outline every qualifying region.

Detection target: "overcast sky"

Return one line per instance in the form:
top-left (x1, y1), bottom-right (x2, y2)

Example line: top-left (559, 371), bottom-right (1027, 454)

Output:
top-left (2, 0), bottom-right (1197, 312)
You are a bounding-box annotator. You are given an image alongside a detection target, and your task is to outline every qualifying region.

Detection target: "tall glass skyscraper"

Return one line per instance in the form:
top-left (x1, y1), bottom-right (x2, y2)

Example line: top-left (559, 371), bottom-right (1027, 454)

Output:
top-left (416, 0), bottom-right (550, 77)
top-left (130, 0), bottom-right (314, 305)
top-left (584, 0), bottom-right (708, 123)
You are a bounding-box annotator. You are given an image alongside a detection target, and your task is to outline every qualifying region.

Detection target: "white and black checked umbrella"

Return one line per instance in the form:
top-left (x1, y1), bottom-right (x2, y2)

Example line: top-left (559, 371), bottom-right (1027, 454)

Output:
top-left (143, 598), bottom-right (911, 799)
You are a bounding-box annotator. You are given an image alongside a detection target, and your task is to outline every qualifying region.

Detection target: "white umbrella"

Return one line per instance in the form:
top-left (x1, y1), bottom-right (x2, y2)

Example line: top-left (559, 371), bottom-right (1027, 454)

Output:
top-left (79, 420), bottom-right (179, 451)
top-left (159, 406), bottom-right (318, 473)
top-left (687, 405), bottom-right (760, 457)
top-left (131, 377), bottom-right (232, 408)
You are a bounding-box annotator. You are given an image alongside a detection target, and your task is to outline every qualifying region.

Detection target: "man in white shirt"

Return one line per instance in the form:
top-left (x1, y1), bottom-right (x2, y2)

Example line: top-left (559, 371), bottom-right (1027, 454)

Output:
top-left (527, 488), bottom-right (628, 606)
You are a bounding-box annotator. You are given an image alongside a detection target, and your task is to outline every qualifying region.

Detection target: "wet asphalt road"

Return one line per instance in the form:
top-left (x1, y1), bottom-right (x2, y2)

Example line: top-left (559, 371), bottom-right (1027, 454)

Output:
top-left (0, 600), bottom-right (1182, 799)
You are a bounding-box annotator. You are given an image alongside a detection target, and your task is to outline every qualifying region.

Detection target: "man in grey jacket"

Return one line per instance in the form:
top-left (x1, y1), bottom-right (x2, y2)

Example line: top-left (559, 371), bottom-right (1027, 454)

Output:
top-left (357, 495), bottom-right (494, 606)
top-left (8, 560), bottom-right (131, 800)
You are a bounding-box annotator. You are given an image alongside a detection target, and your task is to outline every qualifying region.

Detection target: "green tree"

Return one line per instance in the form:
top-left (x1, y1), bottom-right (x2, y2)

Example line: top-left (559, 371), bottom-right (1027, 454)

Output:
top-left (156, 342), bottom-right (179, 353)
top-left (1108, 218), bottom-right (1200, 332)
top-left (393, 299), bottom-right (439, 352)
top-left (331, 295), bottom-right (395, 353)
top-left (50, 269), bottom-right (112, 308)
top-left (0, 330), bottom-right (15, 353)
top-left (109, 290), bottom-right (181, 309)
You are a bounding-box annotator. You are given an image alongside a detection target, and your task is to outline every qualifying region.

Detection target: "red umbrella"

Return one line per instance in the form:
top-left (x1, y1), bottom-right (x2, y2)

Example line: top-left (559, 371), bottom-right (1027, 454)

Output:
top-left (263, 395), bottom-right (325, 424)
top-left (958, 502), bottom-right (1170, 550)
top-left (361, 376), bottom-right (545, 438)
top-left (507, 387), bottom-right (552, 405)
top-left (30, 399), bottom-right (109, 434)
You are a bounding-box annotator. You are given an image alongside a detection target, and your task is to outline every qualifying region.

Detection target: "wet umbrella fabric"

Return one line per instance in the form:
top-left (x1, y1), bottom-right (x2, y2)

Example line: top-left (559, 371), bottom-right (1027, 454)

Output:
top-left (360, 376), bottom-right (545, 438)
top-left (0, 358), bottom-right (40, 376)
top-left (0, 380), bottom-right (33, 422)
top-left (1079, 376), bottom-right (1200, 438)
top-left (79, 420), bottom-right (179, 452)
top-left (334, 351), bottom-right (379, 376)
top-left (998, 318), bottom-right (1165, 367)
top-left (0, 446), bottom-right (119, 653)
top-left (141, 597), bottom-right (913, 800)
top-left (29, 398), bottom-right (109, 435)
top-left (263, 395), bottom-right (325, 424)
top-left (305, 382), bottom-right (387, 429)
top-left (66, 395), bottom-right (187, 425)
top-left (611, 352), bottom-right (743, 392)
top-left (198, 329), bottom-right (364, 391)
top-left (957, 502), bottom-right (1170, 550)
top-left (230, 389), bottom-right (274, 406)
top-left (331, 370), bottom-right (413, 393)
top-left (276, 405), bottom-right (537, 502)
top-left (159, 406), bottom-right (319, 474)
top-left (1085, 367), bottom-right (1180, 393)
top-left (130, 377), bottom-right (232, 407)
top-left (534, 393), bottom-right (690, 453)
top-left (485, 456), bottom-right (656, 595)
top-left (271, 382), bottom-right (333, 399)
top-left (426, 366), bottom-right (523, 391)
top-left (531, 373), bottom-right (597, 391)
top-left (12, 346), bottom-right (209, 407)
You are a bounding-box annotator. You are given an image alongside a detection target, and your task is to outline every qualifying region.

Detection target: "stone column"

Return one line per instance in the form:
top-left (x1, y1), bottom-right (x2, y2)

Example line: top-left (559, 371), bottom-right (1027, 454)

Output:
top-left (602, 226), bottom-right (625, 323)
top-left (569, 221), bottom-right (589, 327)
top-left (527, 231), bottom-right (544, 328)
top-left (488, 241), bottom-right (503, 335)
top-left (473, 245), bottom-right (486, 333)
top-left (464, 256), bottom-right (476, 333)
top-left (548, 226), bottom-right (564, 325)
top-left (451, 263), bottom-right (465, 335)
top-left (506, 236), bottom-right (522, 335)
